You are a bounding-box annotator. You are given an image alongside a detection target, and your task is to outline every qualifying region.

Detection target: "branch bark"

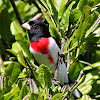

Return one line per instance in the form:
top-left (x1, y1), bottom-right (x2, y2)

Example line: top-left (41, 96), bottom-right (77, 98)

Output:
top-left (62, 70), bottom-right (84, 100)
top-left (54, 37), bottom-right (67, 80)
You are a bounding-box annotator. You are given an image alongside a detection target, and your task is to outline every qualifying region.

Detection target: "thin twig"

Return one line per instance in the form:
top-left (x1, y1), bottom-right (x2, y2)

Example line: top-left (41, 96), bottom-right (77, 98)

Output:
top-left (10, 0), bottom-right (23, 25)
top-left (67, 47), bottom-right (70, 72)
top-left (29, 78), bottom-right (34, 93)
top-left (29, 78), bottom-right (38, 93)
top-left (0, 75), bottom-right (4, 91)
top-left (54, 37), bottom-right (67, 80)
top-left (24, 56), bottom-right (35, 73)
top-left (62, 70), bottom-right (84, 99)
top-left (66, 18), bottom-right (71, 72)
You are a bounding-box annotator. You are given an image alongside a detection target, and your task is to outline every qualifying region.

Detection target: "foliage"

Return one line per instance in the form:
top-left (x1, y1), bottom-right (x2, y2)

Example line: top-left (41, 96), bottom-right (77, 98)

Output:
top-left (0, 0), bottom-right (100, 100)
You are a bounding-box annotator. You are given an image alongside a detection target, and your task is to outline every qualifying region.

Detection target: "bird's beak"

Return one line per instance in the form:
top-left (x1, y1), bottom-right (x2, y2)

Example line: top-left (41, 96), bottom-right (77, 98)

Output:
top-left (21, 22), bottom-right (31, 30)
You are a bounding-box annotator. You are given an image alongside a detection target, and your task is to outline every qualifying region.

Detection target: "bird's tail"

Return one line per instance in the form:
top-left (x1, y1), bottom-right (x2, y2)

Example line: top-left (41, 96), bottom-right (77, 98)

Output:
top-left (57, 59), bottom-right (82, 99)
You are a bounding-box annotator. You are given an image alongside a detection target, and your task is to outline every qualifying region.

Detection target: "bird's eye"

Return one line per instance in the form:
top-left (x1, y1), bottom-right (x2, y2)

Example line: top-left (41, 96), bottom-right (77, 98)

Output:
top-left (34, 24), bottom-right (38, 28)
top-left (31, 23), bottom-right (38, 29)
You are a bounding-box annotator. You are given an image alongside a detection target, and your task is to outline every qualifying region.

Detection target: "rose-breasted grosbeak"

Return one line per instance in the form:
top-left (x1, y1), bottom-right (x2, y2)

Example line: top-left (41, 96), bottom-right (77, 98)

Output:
top-left (22, 20), bottom-right (82, 99)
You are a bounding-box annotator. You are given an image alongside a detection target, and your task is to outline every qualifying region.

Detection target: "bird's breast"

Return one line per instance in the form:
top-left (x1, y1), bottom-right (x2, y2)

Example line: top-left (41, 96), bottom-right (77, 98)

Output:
top-left (29, 37), bottom-right (60, 73)
top-left (30, 38), bottom-right (49, 54)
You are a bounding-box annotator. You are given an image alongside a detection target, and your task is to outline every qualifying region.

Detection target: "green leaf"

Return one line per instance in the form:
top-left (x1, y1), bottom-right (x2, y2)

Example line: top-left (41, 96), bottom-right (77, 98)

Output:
top-left (60, 1), bottom-right (76, 34)
top-left (7, 41), bottom-right (30, 67)
top-left (6, 1), bottom-right (38, 22)
top-left (0, 0), bottom-right (4, 12)
top-left (58, 0), bottom-right (69, 19)
top-left (7, 42), bottom-right (22, 56)
top-left (16, 1), bottom-right (38, 22)
top-left (78, 0), bottom-right (87, 12)
top-left (29, 93), bottom-right (39, 100)
top-left (0, 7), bottom-right (12, 45)
top-left (10, 21), bottom-right (26, 36)
top-left (4, 63), bottom-right (21, 83)
top-left (83, 5), bottom-right (91, 18)
top-left (83, 62), bottom-right (100, 72)
top-left (51, 93), bottom-right (63, 100)
top-left (79, 85), bottom-right (92, 95)
top-left (53, 0), bottom-right (63, 11)
top-left (46, 0), bottom-right (58, 24)
top-left (4, 84), bottom-right (20, 100)
top-left (41, 6), bottom-right (61, 42)
top-left (36, 64), bottom-right (52, 89)
top-left (87, 0), bottom-right (96, 7)
top-left (39, 0), bottom-right (49, 11)
top-left (78, 66), bottom-right (100, 95)
top-left (80, 95), bottom-right (93, 100)
top-left (19, 83), bottom-right (28, 100)
top-left (85, 14), bottom-right (100, 38)
top-left (10, 21), bottom-right (34, 61)
top-left (69, 61), bottom-right (84, 82)
top-left (70, 9), bottom-right (81, 25)
top-left (18, 73), bottom-right (27, 78)
top-left (17, 50), bottom-right (26, 67)
top-left (0, 38), bottom-right (6, 54)
top-left (74, 6), bottom-right (91, 41)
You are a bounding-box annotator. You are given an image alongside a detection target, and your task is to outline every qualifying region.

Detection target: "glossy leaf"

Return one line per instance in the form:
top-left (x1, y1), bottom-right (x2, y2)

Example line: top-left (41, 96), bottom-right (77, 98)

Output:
top-left (4, 63), bottom-right (21, 83)
top-left (46, 0), bottom-right (58, 24)
top-left (53, 0), bottom-right (63, 11)
top-left (4, 84), bottom-right (20, 100)
top-left (17, 50), bottom-right (26, 67)
top-left (58, 0), bottom-right (69, 19)
top-left (18, 73), bottom-right (27, 78)
top-left (85, 14), bottom-right (100, 38)
top-left (70, 9), bottom-right (81, 25)
top-left (10, 21), bottom-right (26, 36)
top-left (60, 1), bottom-right (76, 34)
top-left (0, 7), bottom-right (12, 45)
top-left (36, 64), bottom-right (52, 89)
top-left (69, 61), bottom-right (84, 82)
top-left (74, 6), bottom-right (91, 41)
top-left (10, 21), bottom-right (34, 61)
top-left (79, 85), bottom-right (92, 95)
top-left (80, 95), bottom-right (93, 100)
top-left (19, 83), bottom-right (28, 100)
top-left (29, 93), bottom-right (40, 100)
top-left (39, 0), bottom-right (49, 11)
top-left (78, 0), bottom-right (87, 12)
top-left (41, 6), bottom-right (61, 41)
top-left (51, 93), bottom-right (63, 100)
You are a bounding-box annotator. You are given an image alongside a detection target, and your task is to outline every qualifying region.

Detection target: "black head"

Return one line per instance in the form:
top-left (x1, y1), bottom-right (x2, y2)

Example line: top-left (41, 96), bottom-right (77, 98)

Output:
top-left (28, 20), bottom-right (51, 38)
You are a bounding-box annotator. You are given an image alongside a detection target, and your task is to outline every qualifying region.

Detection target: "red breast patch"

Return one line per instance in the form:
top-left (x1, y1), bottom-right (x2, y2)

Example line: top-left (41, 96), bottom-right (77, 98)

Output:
top-left (30, 38), bottom-right (54, 64)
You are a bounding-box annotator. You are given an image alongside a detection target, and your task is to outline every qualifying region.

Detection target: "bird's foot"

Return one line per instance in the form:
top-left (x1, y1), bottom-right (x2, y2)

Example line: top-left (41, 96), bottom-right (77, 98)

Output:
top-left (58, 51), bottom-right (65, 58)
top-left (52, 78), bottom-right (60, 86)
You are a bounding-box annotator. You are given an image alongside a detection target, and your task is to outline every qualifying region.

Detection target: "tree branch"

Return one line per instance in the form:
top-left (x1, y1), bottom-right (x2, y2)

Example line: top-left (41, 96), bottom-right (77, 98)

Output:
top-left (10, 0), bottom-right (23, 25)
top-left (54, 37), bottom-right (67, 80)
top-left (67, 47), bottom-right (70, 72)
top-left (62, 70), bottom-right (84, 100)
top-left (0, 75), bottom-right (4, 91)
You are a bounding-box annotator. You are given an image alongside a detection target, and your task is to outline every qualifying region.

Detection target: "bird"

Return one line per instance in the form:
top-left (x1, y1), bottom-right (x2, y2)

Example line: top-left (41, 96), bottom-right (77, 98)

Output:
top-left (22, 20), bottom-right (82, 99)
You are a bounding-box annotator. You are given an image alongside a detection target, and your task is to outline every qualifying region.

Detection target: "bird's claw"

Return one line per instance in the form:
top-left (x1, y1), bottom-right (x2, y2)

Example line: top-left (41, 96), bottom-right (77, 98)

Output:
top-left (58, 51), bottom-right (65, 58)
top-left (52, 78), bottom-right (60, 86)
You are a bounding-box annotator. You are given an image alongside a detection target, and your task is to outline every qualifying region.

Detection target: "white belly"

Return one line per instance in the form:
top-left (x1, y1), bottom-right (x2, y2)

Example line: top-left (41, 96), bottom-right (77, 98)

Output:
top-left (29, 37), bottom-right (60, 73)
